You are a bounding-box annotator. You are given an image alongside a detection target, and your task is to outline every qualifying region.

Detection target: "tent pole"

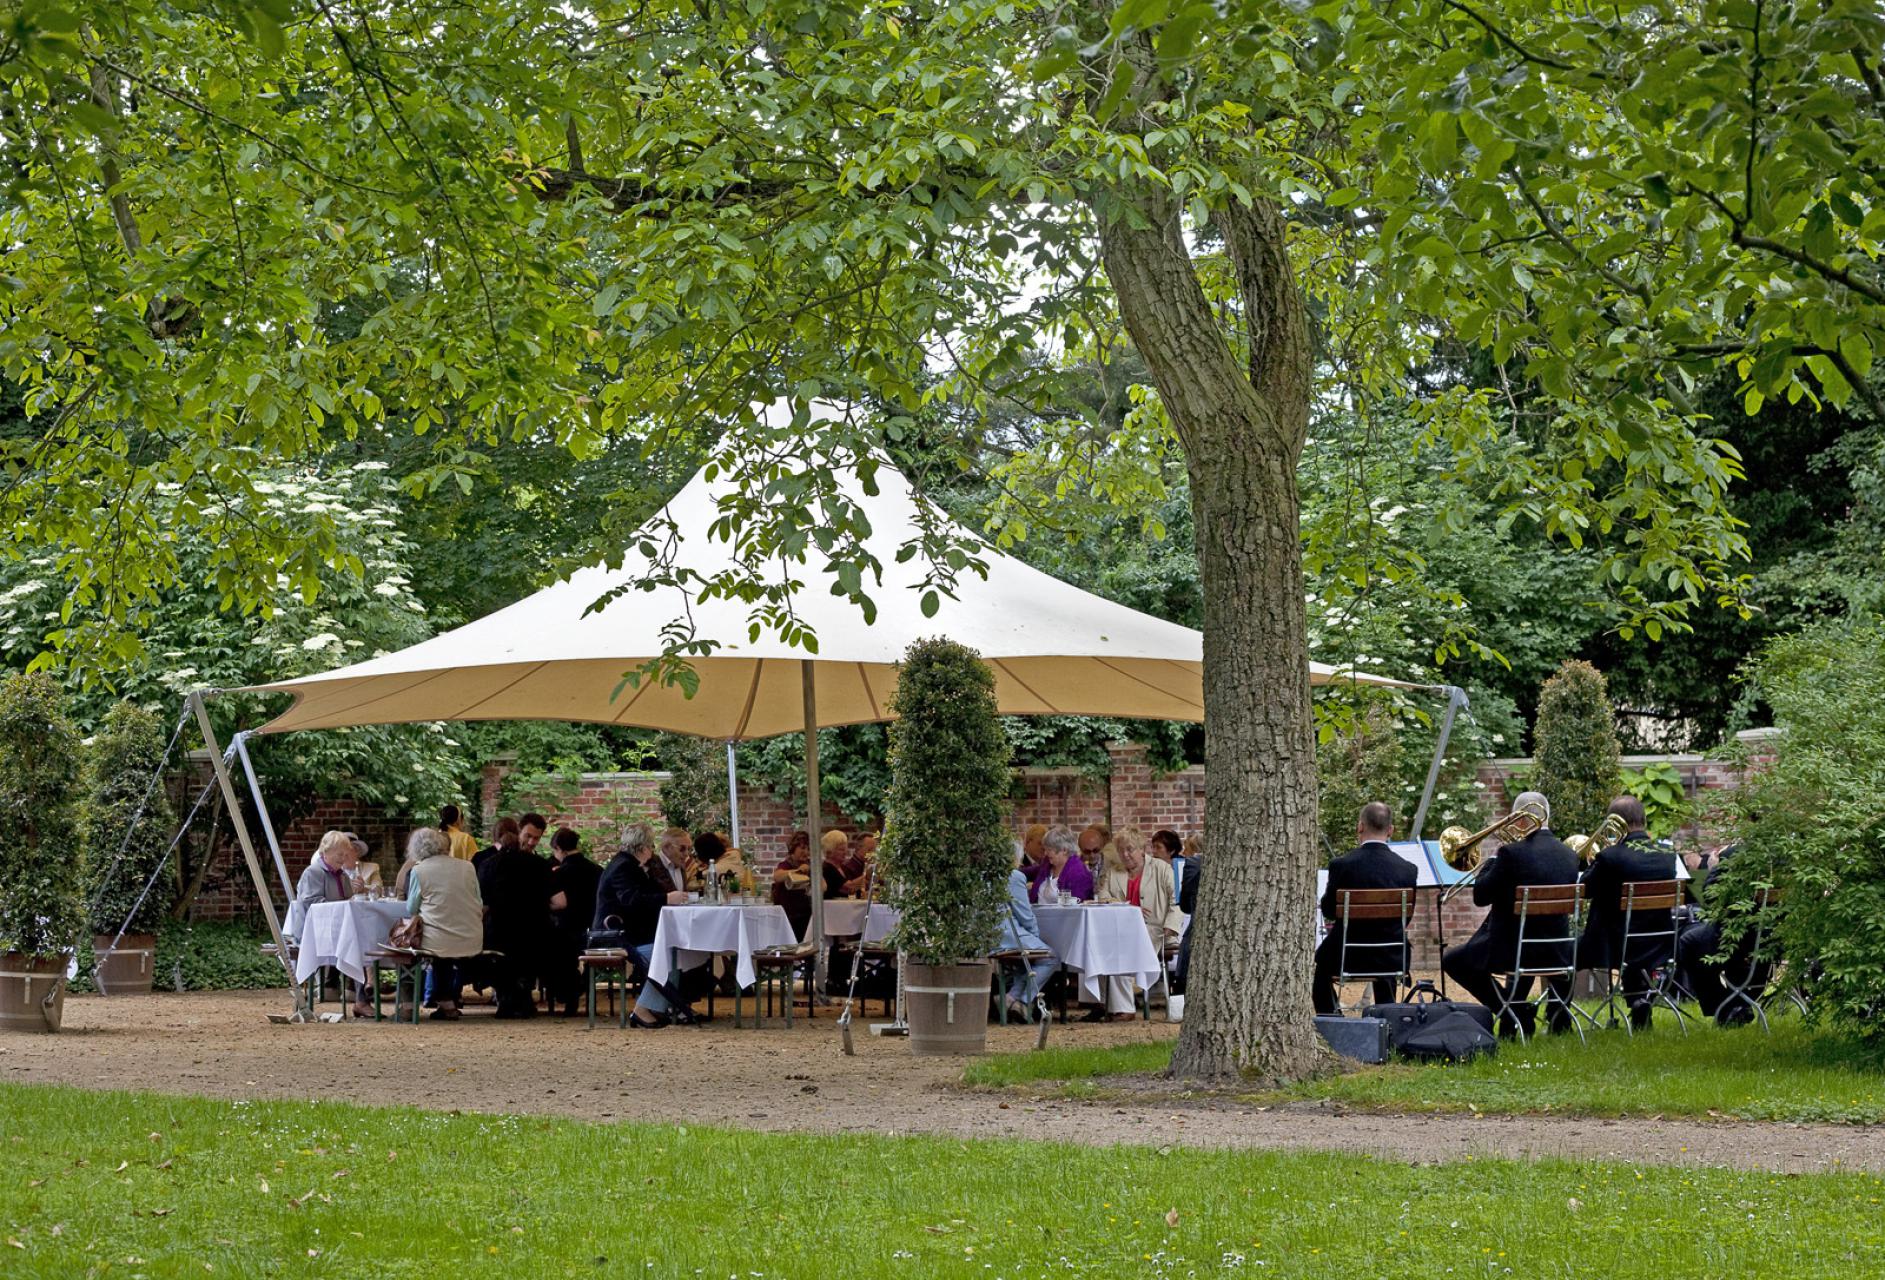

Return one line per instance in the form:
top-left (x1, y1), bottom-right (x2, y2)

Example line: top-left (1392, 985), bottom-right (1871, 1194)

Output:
top-left (803, 661), bottom-right (826, 994)
top-left (725, 740), bottom-right (741, 847)
top-left (189, 692), bottom-right (309, 1021)
top-left (1409, 685), bottom-right (1468, 846)
top-left (233, 731), bottom-right (294, 903)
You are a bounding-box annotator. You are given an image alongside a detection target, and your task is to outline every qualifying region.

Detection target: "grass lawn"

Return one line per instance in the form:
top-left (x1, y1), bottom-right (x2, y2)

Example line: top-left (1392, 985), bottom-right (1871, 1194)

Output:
top-left (963, 1016), bottom-right (1885, 1124)
top-left (2, 1082), bottom-right (1880, 1278)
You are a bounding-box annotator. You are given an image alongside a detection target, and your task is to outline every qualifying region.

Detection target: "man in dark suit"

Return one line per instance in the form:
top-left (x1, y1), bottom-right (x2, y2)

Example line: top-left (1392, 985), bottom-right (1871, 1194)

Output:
top-left (478, 831), bottom-right (553, 1019)
top-left (1313, 802), bottom-right (1419, 1015)
top-left (1579, 796), bottom-right (1678, 1031)
top-left (1172, 845), bottom-right (1200, 995)
top-left (1441, 791), bottom-right (1580, 1037)
top-left (1674, 843), bottom-right (1770, 1026)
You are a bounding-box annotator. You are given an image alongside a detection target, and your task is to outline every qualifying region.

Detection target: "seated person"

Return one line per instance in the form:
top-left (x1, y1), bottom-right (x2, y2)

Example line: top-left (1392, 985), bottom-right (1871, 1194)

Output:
top-left (1037, 825), bottom-right (1094, 903)
top-left (654, 827), bottom-right (696, 897)
top-left (1078, 823), bottom-right (1120, 879)
top-left (296, 830), bottom-right (358, 916)
top-left (344, 834), bottom-right (381, 894)
top-left (593, 822), bottom-right (694, 1029)
top-left (770, 831), bottom-right (843, 937)
top-left (1173, 854), bottom-right (1200, 995)
top-left (821, 829), bottom-right (863, 894)
top-left (1312, 802), bottom-right (1417, 1015)
top-left (1019, 824), bottom-right (1051, 901)
top-left (1441, 791), bottom-right (1579, 1038)
top-left (1675, 842), bottom-right (1772, 1027)
top-left (847, 831), bottom-right (880, 896)
top-left (1578, 795), bottom-right (1677, 1031)
top-left (1093, 828), bottom-right (1183, 1021)
top-left (691, 833), bottom-right (757, 897)
top-left (477, 822), bottom-right (554, 1019)
top-left (992, 859), bottom-right (1059, 1020)
top-left (402, 827), bottom-right (484, 1021)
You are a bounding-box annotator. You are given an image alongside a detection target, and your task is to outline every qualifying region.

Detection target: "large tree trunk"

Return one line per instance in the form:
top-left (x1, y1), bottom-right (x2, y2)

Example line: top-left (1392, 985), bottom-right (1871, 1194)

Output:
top-left (1096, 186), bottom-right (1323, 1083)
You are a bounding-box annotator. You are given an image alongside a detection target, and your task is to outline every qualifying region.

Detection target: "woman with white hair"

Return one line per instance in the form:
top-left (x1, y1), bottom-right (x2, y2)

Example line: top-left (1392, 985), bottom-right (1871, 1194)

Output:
top-left (593, 822), bottom-right (693, 1028)
top-left (402, 825), bottom-right (484, 1020)
top-left (295, 830), bottom-right (358, 914)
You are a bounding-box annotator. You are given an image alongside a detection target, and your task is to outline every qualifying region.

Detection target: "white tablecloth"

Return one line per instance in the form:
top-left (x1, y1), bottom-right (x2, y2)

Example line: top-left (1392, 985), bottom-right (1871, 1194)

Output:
top-left (293, 899), bottom-right (410, 986)
top-left (648, 904), bottom-right (800, 989)
top-left (822, 900), bottom-right (899, 943)
top-left (1033, 903), bottom-right (1162, 1003)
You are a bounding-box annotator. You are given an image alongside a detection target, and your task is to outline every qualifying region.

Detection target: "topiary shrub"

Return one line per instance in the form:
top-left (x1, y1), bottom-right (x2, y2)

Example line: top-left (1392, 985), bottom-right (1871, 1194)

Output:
top-left (82, 702), bottom-right (180, 938)
top-left (0, 672), bottom-right (86, 958)
top-left (1532, 659), bottom-right (1621, 838)
top-left (878, 638), bottom-right (1013, 964)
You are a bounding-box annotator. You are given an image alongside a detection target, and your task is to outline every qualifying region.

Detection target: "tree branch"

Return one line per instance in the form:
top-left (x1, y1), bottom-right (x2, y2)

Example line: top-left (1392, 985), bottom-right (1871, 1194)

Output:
top-left (1439, 0), bottom-right (1576, 73)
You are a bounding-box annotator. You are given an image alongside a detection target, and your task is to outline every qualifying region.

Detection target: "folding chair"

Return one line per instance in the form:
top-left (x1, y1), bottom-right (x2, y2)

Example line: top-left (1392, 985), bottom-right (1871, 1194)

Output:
top-left (990, 948), bottom-right (1057, 1024)
top-left (1492, 884), bottom-right (1597, 1044)
top-left (1593, 880), bottom-right (1688, 1035)
top-left (1334, 888), bottom-right (1415, 1013)
top-left (1719, 887), bottom-right (1802, 1032)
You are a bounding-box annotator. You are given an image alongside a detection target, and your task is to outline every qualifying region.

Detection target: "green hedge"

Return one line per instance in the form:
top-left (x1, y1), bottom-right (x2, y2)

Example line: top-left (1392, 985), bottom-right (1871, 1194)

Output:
top-left (69, 919), bottom-right (290, 994)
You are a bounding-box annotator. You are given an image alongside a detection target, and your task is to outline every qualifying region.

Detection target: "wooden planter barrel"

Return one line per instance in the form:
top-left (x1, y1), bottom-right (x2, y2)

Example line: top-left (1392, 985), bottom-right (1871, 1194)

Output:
top-left (905, 960), bottom-right (991, 1056)
top-left (92, 933), bottom-right (158, 996)
top-left (0, 952), bottom-right (69, 1034)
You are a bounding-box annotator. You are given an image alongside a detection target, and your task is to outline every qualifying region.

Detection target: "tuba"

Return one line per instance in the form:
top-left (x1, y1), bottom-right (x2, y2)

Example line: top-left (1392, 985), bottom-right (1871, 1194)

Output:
top-left (1437, 798), bottom-right (1548, 904)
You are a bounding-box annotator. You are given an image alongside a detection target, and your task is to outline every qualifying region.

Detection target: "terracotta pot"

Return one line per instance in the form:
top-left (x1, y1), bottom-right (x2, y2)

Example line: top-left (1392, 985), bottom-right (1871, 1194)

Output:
top-left (0, 951), bottom-right (69, 1034)
top-left (905, 960), bottom-right (991, 1056)
top-left (92, 932), bottom-right (158, 996)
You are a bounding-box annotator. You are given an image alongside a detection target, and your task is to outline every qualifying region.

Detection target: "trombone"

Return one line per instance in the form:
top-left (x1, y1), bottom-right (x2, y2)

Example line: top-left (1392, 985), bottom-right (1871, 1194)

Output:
top-left (1437, 799), bottom-right (1548, 904)
top-left (1565, 813), bottom-right (1629, 867)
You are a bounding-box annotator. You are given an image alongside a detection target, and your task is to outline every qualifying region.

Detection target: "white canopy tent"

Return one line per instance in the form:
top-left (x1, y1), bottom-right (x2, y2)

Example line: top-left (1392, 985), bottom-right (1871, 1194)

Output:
top-left (209, 444), bottom-right (1417, 1004)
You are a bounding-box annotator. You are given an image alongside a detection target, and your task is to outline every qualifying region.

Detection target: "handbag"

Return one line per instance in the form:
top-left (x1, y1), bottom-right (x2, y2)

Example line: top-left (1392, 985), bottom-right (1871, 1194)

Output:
top-left (388, 915), bottom-right (423, 951)
top-left (586, 914), bottom-right (628, 952)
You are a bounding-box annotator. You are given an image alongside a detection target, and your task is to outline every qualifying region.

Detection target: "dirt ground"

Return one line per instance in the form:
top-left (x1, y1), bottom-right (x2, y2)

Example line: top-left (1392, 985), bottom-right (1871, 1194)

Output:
top-left (4, 989), bottom-right (1882, 1175)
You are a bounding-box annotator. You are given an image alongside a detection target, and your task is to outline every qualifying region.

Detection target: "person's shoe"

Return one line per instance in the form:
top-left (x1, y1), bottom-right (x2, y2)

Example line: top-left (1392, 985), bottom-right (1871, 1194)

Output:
top-left (349, 1003), bottom-right (374, 1020)
top-left (628, 1011), bottom-right (669, 1029)
top-left (1078, 1007), bottom-right (1108, 1024)
top-left (1005, 1000), bottom-right (1030, 1022)
top-left (1108, 1011), bottom-right (1137, 1023)
top-left (429, 1005), bottom-right (462, 1021)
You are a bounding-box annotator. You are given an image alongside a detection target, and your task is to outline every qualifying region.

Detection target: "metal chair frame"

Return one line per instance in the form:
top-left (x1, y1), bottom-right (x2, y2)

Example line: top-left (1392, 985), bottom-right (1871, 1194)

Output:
top-left (1334, 888), bottom-right (1415, 1013)
top-left (1595, 879), bottom-right (1689, 1036)
top-left (1718, 887), bottom-right (1806, 1032)
top-left (1491, 884), bottom-right (1598, 1045)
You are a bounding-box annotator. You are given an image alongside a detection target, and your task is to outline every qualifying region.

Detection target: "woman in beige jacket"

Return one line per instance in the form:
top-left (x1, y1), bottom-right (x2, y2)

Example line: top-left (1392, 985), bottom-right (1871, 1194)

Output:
top-left (1094, 828), bottom-right (1183, 1019)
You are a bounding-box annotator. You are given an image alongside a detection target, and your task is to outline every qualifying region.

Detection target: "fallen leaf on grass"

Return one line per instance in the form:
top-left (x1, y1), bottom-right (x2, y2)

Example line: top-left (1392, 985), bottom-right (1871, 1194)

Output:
top-left (1165, 1208), bottom-right (1180, 1228)
top-left (28, 1179), bottom-right (43, 1188)
top-left (6, 1238), bottom-right (23, 1249)
top-left (114, 1161), bottom-right (129, 1173)
top-left (155, 1160), bottom-right (173, 1171)
top-left (924, 1225), bottom-right (951, 1235)
top-left (287, 1186), bottom-right (317, 1210)
top-left (331, 1169), bottom-right (350, 1180)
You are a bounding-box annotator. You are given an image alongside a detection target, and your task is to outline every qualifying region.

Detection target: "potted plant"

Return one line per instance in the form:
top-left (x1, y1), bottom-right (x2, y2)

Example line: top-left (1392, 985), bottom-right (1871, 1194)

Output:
top-left (83, 702), bottom-right (178, 995)
top-left (0, 673), bottom-right (86, 1033)
top-left (877, 638), bottom-right (1012, 1055)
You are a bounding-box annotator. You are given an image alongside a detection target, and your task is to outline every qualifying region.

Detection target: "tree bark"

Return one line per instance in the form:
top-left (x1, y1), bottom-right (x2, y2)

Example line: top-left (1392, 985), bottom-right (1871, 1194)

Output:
top-left (1096, 186), bottom-right (1323, 1083)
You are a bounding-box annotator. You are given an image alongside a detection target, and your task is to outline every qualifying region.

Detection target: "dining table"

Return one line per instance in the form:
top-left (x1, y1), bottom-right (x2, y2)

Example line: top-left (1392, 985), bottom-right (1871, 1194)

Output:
top-left (292, 897), bottom-right (410, 987)
top-left (647, 902), bottom-right (801, 991)
top-left (1032, 902), bottom-right (1163, 1004)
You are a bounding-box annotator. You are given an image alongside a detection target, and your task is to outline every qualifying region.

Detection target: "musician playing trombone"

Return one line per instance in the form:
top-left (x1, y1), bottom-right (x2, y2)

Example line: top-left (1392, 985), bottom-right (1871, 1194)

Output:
top-left (1440, 791), bottom-right (1580, 1039)
top-left (1577, 796), bottom-right (1674, 1032)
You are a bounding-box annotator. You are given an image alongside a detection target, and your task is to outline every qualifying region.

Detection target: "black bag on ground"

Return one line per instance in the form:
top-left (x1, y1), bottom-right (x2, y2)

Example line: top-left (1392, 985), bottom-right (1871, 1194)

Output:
top-left (1365, 981), bottom-right (1497, 1063)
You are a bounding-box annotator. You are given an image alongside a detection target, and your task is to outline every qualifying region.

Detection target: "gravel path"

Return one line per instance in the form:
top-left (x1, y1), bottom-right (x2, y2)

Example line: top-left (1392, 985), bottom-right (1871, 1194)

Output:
top-left (4, 990), bottom-right (1880, 1175)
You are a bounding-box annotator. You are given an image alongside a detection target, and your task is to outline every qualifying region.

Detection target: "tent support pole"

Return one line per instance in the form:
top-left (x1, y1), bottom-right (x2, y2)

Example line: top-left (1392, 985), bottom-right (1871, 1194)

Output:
top-left (725, 740), bottom-right (741, 847)
top-left (233, 731), bottom-right (294, 904)
top-left (803, 662), bottom-right (826, 994)
top-left (1408, 685), bottom-right (1467, 846)
top-left (189, 692), bottom-right (309, 1021)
